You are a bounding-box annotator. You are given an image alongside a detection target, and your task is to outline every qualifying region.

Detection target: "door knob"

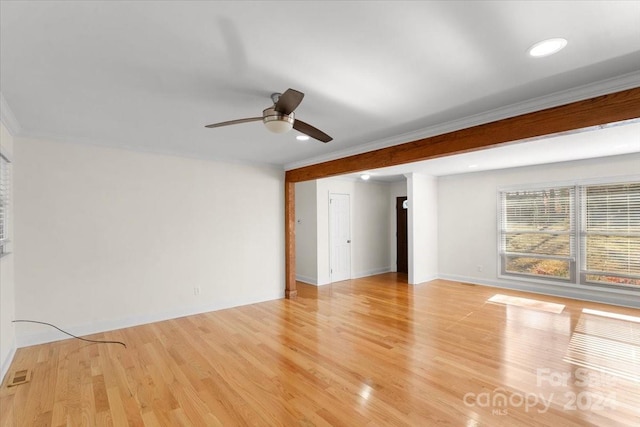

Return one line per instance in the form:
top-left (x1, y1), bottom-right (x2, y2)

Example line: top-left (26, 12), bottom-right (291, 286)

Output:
top-left (347, 240), bottom-right (351, 243)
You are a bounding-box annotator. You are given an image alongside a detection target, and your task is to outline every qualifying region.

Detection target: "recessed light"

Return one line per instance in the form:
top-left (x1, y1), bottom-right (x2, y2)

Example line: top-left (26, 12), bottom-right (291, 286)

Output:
top-left (528, 38), bottom-right (567, 58)
top-left (296, 135), bottom-right (310, 141)
top-left (468, 164), bottom-right (478, 168)
top-left (360, 174), bottom-right (371, 181)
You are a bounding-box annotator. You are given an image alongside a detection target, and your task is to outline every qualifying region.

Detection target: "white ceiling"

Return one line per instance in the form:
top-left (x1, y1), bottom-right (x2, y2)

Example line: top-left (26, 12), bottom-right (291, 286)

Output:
top-left (1, 1), bottom-right (639, 173)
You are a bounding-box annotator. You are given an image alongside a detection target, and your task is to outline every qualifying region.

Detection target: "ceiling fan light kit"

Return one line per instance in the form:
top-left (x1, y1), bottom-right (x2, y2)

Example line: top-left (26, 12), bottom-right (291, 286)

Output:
top-left (262, 107), bottom-right (294, 133)
top-left (205, 88), bottom-right (333, 143)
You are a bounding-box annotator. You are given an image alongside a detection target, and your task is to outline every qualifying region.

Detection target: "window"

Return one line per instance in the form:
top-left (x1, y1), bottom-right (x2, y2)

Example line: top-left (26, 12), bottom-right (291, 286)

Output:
top-left (581, 183), bottom-right (640, 287)
top-left (499, 186), bottom-right (575, 281)
top-left (0, 153), bottom-right (10, 256)
top-left (499, 180), bottom-right (640, 290)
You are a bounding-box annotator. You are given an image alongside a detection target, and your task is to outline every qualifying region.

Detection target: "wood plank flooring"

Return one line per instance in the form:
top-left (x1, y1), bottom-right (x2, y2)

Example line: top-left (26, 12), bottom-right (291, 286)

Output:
top-left (2, 274), bottom-right (639, 426)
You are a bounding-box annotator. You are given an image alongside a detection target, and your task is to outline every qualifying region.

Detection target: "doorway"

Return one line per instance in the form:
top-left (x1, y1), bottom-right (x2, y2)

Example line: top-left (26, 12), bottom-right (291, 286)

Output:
top-left (396, 196), bottom-right (408, 274)
top-left (329, 193), bottom-right (351, 282)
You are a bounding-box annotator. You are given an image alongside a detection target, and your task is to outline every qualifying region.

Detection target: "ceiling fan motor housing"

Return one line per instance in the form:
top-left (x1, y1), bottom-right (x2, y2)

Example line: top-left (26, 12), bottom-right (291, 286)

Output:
top-left (263, 107), bottom-right (295, 133)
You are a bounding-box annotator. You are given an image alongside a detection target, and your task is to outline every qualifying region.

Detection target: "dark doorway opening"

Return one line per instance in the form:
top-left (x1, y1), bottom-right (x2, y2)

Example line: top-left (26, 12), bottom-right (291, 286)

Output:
top-left (396, 197), bottom-right (408, 274)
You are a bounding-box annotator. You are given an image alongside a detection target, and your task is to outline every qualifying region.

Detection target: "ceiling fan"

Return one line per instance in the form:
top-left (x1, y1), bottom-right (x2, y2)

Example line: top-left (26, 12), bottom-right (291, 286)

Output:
top-left (205, 88), bottom-right (332, 143)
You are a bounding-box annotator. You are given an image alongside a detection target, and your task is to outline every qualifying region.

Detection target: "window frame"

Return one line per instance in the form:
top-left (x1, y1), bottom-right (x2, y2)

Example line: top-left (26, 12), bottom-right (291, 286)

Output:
top-left (579, 182), bottom-right (640, 289)
top-left (498, 176), bottom-right (640, 292)
top-left (498, 184), bottom-right (576, 283)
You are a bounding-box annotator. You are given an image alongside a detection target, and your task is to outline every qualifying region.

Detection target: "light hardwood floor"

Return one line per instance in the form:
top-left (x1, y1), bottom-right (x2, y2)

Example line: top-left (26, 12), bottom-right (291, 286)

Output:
top-left (2, 274), bottom-right (639, 426)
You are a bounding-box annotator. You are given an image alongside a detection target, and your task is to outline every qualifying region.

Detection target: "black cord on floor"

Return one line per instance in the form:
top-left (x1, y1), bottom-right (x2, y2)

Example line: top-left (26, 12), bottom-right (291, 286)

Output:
top-left (12, 320), bottom-right (127, 349)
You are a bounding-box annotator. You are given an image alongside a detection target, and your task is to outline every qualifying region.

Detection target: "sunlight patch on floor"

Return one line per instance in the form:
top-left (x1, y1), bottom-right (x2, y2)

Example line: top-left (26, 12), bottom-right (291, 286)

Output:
top-left (487, 294), bottom-right (565, 314)
top-left (582, 308), bottom-right (640, 324)
top-left (564, 310), bottom-right (640, 382)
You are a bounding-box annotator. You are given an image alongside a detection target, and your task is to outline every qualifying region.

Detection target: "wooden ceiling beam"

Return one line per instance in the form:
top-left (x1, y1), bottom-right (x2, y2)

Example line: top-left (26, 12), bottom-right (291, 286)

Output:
top-left (285, 87), bottom-right (640, 183)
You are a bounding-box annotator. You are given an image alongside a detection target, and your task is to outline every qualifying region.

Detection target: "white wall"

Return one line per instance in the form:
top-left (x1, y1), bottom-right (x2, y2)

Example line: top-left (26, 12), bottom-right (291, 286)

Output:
top-left (407, 173), bottom-right (438, 284)
top-left (389, 180), bottom-right (407, 272)
top-left (14, 137), bottom-right (285, 346)
top-left (0, 122), bottom-right (16, 381)
top-left (438, 153), bottom-right (640, 307)
top-left (295, 181), bottom-right (317, 284)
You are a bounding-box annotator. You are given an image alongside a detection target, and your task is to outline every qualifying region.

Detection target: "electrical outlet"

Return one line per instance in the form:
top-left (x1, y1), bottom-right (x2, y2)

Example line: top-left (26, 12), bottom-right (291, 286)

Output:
top-left (194, 287), bottom-right (200, 296)
top-left (477, 265), bottom-right (484, 272)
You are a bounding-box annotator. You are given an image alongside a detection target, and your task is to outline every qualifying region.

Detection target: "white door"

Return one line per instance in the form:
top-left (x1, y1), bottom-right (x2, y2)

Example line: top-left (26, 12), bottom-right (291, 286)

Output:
top-left (329, 193), bottom-right (351, 282)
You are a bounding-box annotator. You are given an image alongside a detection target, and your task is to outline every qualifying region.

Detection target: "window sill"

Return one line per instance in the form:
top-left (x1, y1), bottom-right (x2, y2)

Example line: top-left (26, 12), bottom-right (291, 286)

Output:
top-left (498, 273), bottom-right (640, 296)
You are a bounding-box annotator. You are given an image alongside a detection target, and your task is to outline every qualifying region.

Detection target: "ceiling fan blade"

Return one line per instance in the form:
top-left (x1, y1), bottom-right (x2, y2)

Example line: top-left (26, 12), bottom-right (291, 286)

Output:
top-left (293, 119), bottom-right (333, 143)
top-left (205, 117), bottom-right (262, 128)
top-left (274, 89), bottom-right (304, 114)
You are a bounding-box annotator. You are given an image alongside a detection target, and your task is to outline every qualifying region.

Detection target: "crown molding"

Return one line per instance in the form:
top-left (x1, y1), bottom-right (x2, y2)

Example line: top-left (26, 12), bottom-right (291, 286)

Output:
top-left (0, 93), bottom-right (22, 136)
top-left (284, 72), bottom-right (640, 171)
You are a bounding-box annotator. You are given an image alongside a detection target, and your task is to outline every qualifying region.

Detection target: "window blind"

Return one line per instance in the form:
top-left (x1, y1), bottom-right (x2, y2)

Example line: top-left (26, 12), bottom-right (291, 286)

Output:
top-left (500, 186), bottom-right (575, 281)
top-left (581, 183), bottom-right (640, 287)
top-left (500, 187), bottom-right (575, 281)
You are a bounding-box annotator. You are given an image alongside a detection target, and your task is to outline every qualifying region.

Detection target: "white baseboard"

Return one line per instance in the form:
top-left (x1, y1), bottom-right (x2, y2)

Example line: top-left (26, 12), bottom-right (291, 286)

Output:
top-left (438, 274), bottom-right (640, 308)
top-left (15, 290), bottom-right (285, 348)
top-left (353, 267), bottom-right (392, 279)
top-left (21, 274), bottom-right (633, 350)
top-left (411, 273), bottom-right (439, 285)
top-left (299, 268), bottom-right (393, 286)
top-left (1, 340), bottom-right (17, 385)
top-left (315, 280), bottom-right (332, 286)
top-left (296, 274), bottom-right (318, 285)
